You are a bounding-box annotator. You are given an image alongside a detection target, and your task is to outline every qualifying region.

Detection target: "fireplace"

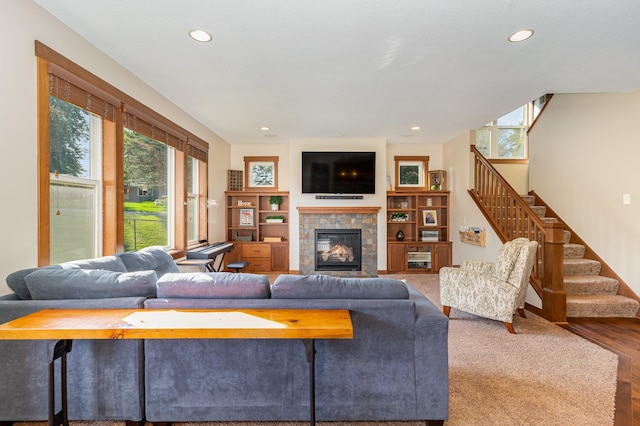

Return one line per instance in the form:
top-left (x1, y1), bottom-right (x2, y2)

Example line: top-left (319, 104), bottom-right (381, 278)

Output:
top-left (315, 229), bottom-right (362, 272)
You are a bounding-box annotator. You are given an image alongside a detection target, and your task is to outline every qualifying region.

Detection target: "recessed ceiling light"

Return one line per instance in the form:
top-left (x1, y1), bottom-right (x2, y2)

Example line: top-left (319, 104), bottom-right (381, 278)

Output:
top-left (189, 29), bottom-right (212, 42)
top-left (260, 126), bottom-right (270, 131)
top-left (508, 29), bottom-right (534, 43)
top-left (411, 126), bottom-right (421, 131)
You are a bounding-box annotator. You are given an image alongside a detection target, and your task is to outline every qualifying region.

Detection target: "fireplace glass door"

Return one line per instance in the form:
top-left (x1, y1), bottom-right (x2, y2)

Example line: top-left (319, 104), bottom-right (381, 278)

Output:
top-left (315, 229), bottom-right (362, 271)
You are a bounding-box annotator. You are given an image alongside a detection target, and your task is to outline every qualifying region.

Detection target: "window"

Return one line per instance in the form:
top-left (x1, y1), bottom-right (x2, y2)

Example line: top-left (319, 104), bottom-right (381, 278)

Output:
top-left (37, 42), bottom-right (209, 265)
top-left (48, 97), bottom-right (105, 263)
top-left (476, 103), bottom-right (533, 159)
top-left (186, 156), bottom-right (199, 243)
top-left (123, 129), bottom-right (174, 251)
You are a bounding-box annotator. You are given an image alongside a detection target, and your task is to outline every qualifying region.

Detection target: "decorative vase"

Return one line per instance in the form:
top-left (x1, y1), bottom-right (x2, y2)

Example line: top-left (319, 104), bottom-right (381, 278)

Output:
top-left (396, 227), bottom-right (405, 241)
top-left (271, 204), bottom-right (279, 211)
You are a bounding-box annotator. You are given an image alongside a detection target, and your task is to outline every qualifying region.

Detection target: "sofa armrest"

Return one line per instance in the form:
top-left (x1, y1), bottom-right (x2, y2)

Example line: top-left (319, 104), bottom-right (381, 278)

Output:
top-left (0, 294), bottom-right (19, 301)
top-left (0, 297), bottom-right (147, 323)
top-left (405, 283), bottom-right (449, 420)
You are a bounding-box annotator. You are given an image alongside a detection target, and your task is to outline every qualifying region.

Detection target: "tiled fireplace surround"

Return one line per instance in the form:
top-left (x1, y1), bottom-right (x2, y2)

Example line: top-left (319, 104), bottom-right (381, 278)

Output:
top-left (298, 207), bottom-right (379, 277)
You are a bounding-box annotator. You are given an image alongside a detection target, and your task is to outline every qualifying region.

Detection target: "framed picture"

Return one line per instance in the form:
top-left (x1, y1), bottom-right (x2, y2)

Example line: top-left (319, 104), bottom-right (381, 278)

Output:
top-left (244, 156), bottom-right (278, 190)
top-left (239, 208), bottom-right (254, 227)
top-left (423, 209), bottom-right (437, 226)
top-left (428, 170), bottom-right (447, 191)
top-left (394, 156), bottom-right (429, 191)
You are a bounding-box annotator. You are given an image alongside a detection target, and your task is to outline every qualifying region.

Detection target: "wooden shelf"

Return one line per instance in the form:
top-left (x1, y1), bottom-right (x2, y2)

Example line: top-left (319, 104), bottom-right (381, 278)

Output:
top-left (386, 191), bottom-right (451, 273)
top-left (225, 191), bottom-right (290, 273)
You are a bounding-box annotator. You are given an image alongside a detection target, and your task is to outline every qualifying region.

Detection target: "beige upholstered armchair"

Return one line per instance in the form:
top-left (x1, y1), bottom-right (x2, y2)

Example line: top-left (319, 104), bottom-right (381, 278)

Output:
top-left (439, 238), bottom-right (538, 334)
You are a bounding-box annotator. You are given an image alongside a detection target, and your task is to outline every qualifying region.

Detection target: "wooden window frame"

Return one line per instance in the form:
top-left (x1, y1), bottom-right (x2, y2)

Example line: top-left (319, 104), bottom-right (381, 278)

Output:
top-left (36, 41), bottom-right (209, 264)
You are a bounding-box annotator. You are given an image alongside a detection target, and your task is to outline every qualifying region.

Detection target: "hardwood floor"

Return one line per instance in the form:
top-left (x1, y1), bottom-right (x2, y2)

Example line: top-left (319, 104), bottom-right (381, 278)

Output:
top-left (562, 317), bottom-right (640, 426)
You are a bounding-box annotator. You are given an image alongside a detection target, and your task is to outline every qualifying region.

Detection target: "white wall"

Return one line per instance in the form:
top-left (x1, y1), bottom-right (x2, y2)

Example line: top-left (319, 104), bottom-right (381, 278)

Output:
top-left (494, 163), bottom-right (529, 195)
top-left (443, 131), bottom-right (503, 264)
top-left (529, 91), bottom-right (640, 296)
top-left (0, 1), bottom-right (230, 294)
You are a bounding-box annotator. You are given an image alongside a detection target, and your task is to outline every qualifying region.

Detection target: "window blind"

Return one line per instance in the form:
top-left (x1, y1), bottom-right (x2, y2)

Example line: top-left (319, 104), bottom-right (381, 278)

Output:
top-left (124, 107), bottom-right (186, 151)
top-left (48, 63), bottom-right (117, 122)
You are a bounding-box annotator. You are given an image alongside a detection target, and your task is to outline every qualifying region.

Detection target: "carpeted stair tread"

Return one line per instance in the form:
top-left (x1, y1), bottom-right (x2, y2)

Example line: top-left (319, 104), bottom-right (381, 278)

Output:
top-left (531, 205), bottom-right (546, 217)
top-left (563, 230), bottom-right (571, 244)
top-left (566, 294), bottom-right (640, 318)
top-left (563, 258), bottom-right (602, 276)
top-left (521, 195), bottom-right (535, 205)
top-left (563, 243), bottom-right (586, 259)
top-left (564, 275), bottom-right (619, 295)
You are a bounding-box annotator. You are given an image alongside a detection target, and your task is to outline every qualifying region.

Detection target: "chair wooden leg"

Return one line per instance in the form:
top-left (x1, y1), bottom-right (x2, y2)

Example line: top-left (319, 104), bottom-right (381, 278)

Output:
top-left (443, 306), bottom-right (450, 317)
top-left (504, 322), bottom-right (516, 334)
top-left (518, 308), bottom-right (527, 318)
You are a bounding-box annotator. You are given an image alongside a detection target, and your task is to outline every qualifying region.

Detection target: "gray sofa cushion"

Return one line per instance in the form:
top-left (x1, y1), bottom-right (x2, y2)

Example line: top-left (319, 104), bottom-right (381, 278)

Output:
top-left (6, 267), bottom-right (40, 300)
top-left (157, 272), bottom-right (271, 299)
top-left (60, 255), bottom-right (128, 272)
top-left (6, 255), bottom-right (128, 300)
top-left (116, 246), bottom-right (179, 277)
top-left (271, 274), bottom-right (409, 299)
top-left (24, 269), bottom-right (158, 299)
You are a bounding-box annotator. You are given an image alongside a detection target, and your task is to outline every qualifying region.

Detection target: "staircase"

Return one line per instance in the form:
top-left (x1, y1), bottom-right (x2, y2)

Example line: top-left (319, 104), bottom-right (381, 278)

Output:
top-left (523, 195), bottom-right (640, 318)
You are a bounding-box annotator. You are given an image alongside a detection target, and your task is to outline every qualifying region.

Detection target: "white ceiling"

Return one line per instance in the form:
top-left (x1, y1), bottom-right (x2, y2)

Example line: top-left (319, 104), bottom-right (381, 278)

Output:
top-left (34, 0), bottom-right (640, 145)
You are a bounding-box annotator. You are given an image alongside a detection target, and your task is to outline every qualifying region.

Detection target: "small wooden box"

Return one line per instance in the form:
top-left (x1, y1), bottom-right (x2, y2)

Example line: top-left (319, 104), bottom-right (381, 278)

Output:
top-left (459, 229), bottom-right (486, 247)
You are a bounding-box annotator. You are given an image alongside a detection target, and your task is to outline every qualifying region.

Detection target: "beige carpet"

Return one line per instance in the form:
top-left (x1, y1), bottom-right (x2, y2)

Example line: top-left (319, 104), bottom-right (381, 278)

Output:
top-left (19, 274), bottom-right (618, 426)
top-left (400, 273), bottom-right (618, 425)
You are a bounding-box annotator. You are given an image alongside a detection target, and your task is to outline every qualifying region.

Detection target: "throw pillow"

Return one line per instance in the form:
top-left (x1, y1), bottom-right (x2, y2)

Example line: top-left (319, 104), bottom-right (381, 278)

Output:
top-left (6, 255), bottom-right (128, 300)
top-left (117, 246), bottom-right (179, 277)
top-left (271, 274), bottom-right (409, 299)
top-left (157, 272), bottom-right (271, 299)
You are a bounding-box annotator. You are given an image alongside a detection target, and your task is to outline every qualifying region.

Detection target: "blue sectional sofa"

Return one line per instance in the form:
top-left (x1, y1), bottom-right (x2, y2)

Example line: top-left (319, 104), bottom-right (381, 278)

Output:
top-left (0, 246), bottom-right (178, 422)
top-left (0, 254), bottom-right (449, 424)
top-left (144, 273), bottom-right (449, 423)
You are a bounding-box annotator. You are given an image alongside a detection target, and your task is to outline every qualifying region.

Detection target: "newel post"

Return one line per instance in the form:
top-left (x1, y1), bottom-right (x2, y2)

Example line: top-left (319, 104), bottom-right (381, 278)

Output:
top-left (542, 221), bottom-right (567, 323)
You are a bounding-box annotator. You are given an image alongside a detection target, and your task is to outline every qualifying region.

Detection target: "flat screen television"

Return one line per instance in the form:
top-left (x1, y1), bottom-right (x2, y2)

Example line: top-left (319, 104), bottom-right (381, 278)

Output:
top-left (301, 151), bottom-right (376, 194)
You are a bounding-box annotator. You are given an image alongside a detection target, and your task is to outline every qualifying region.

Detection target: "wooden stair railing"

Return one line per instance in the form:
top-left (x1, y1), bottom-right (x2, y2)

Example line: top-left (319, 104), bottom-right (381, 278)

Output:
top-left (469, 145), bottom-right (567, 323)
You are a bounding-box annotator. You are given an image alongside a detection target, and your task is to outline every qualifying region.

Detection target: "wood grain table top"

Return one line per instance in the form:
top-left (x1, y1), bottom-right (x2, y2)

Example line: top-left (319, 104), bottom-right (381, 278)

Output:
top-left (0, 308), bottom-right (353, 341)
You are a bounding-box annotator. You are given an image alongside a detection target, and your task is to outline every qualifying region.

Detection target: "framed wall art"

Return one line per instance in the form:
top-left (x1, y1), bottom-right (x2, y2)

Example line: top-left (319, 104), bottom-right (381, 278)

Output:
top-left (394, 156), bottom-right (429, 191)
top-left (239, 208), bottom-right (254, 227)
top-left (244, 156), bottom-right (278, 190)
top-left (428, 170), bottom-right (447, 191)
top-left (423, 209), bottom-right (437, 226)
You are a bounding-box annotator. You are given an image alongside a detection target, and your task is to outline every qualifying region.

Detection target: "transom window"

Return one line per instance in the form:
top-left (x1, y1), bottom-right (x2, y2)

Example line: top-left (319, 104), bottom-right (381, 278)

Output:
top-left (476, 105), bottom-right (529, 159)
top-left (476, 97), bottom-right (549, 160)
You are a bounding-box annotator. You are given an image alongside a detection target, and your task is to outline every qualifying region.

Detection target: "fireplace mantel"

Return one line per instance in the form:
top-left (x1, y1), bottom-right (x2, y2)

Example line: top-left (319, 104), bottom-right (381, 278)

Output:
top-left (297, 206), bottom-right (381, 214)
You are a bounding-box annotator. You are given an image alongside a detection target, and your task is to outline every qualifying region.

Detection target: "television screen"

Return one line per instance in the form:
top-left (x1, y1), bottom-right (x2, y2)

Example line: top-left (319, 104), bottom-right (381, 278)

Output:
top-left (301, 151), bottom-right (376, 194)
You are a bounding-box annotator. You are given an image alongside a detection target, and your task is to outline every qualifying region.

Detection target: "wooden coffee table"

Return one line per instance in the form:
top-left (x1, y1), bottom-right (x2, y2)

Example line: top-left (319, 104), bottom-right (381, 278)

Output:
top-left (0, 308), bottom-right (353, 426)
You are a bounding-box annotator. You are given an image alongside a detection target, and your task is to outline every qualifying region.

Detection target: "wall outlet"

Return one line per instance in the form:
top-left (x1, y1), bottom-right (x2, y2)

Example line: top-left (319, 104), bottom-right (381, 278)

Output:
top-left (623, 194), bottom-right (631, 205)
